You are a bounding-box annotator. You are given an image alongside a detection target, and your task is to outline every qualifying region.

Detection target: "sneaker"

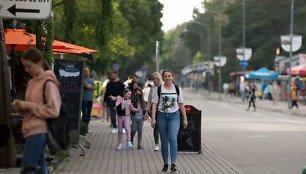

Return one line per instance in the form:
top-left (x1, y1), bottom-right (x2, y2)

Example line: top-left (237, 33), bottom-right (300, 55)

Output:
top-left (162, 164), bottom-right (168, 172)
top-left (154, 145), bottom-right (160, 151)
top-left (111, 128), bottom-right (118, 134)
top-left (170, 163), bottom-right (177, 172)
top-left (116, 143), bottom-right (122, 150)
top-left (122, 129), bottom-right (126, 134)
top-left (127, 141), bottom-right (133, 149)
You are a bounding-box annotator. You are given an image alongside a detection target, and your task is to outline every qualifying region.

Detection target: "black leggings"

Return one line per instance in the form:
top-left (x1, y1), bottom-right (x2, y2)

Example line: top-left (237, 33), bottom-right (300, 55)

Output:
top-left (153, 125), bottom-right (159, 145)
top-left (290, 100), bottom-right (299, 109)
top-left (248, 97), bottom-right (256, 109)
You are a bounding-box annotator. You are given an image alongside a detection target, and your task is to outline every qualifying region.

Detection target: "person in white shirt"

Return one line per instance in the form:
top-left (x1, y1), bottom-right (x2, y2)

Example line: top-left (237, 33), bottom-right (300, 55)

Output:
top-left (150, 69), bottom-right (188, 172)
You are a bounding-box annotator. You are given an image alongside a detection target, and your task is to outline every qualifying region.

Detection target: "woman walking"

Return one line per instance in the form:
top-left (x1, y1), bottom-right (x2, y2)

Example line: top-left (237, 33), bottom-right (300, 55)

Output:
top-left (151, 69), bottom-right (188, 172)
top-left (246, 82), bottom-right (256, 111)
top-left (11, 48), bottom-right (61, 174)
top-left (145, 72), bottom-right (162, 151)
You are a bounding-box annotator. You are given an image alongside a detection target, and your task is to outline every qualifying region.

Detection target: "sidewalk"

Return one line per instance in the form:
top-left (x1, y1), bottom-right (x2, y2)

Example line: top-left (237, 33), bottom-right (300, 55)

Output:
top-left (52, 119), bottom-right (241, 174)
top-left (200, 89), bottom-right (306, 117)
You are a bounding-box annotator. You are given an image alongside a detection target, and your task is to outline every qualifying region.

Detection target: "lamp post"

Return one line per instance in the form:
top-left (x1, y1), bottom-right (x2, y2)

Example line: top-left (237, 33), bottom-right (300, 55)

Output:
top-left (214, 56), bottom-right (226, 100)
top-left (155, 41), bottom-right (160, 72)
top-left (216, 13), bottom-right (224, 100)
top-left (189, 22), bottom-right (212, 94)
top-left (280, 0), bottom-right (302, 108)
top-left (194, 8), bottom-right (223, 97)
top-left (237, 0), bottom-right (252, 74)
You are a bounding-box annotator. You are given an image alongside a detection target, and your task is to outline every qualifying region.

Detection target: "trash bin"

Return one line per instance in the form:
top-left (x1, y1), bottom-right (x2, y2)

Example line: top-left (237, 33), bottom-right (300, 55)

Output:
top-left (178, 105), bottom-right (202, 153)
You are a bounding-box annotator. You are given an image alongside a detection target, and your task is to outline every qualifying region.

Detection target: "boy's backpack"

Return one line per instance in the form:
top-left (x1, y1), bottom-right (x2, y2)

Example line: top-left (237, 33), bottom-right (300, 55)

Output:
top-left (116, 102), bottom-right (126, 116)
top-left (157, 84), bottom-right (180, 101)
top-left (43, 80), bottom-right (69, 151)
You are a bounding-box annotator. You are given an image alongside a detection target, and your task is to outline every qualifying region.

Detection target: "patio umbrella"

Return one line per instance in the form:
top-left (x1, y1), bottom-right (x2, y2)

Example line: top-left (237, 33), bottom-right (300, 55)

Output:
top-left (245, 67), bottom-right (279, 80)
top-left (287, 64), bottom-right (306, 75)
top-left (5, 28), bottom-right (67, 52)
top-left (52, 40), bottom-right (97, 54)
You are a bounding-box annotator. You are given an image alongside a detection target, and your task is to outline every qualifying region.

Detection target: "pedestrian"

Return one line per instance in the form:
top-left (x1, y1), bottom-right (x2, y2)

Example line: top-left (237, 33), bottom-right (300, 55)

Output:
top-left (144, 72), bottom-right (162, 151)
top-left (104, 71), bottom-right (125, 133)
top-left (272, 81), bottom-right (280, 105)
top-left (246, 82), bottom-right (256, 111)
top-left (110, 89), bottom-right (140, 150)
top-left (81, 67), bottom-right (96, 135)
top-left (143, 80), bottom-right (153, 105)
top-left (290, 82), bottom-right (299, 109)
top-left (11, 48), bottom-right (61, 174)
top-left (239, 80), bottom-right (246, 102)
top-left (130, 87), bottom-right (146, 149)
top-left (223, 82), bottom-right (229, 96)
top-left (150, 69), bottom-right (188, 172)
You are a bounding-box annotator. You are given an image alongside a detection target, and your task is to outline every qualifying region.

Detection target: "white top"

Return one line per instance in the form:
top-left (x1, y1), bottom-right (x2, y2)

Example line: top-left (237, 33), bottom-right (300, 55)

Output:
top-left (142, 86), bottom-right (151, 102)
top-left (152, 84), bottom-right (183, 113)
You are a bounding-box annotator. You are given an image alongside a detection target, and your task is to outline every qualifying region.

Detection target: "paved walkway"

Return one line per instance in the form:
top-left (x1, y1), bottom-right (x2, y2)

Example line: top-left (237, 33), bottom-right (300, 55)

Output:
top-left (2, 88), bottom-right (305, 174)
top-left (52, 119), bottom-right (240, 174)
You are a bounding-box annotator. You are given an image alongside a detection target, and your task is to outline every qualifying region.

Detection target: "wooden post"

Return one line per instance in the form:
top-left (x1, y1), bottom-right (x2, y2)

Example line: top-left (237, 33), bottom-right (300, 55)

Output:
top-left (0, 18), bottom-right (16, 167)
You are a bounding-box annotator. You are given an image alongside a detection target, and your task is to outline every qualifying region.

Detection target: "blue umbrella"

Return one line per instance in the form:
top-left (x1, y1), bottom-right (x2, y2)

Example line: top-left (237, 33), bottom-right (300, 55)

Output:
top-left (245, 67), bottom-right (279, 80)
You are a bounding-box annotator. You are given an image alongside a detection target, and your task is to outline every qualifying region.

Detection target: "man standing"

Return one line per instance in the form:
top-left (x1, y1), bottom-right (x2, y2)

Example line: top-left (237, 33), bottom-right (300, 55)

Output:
top-left (104, 71), bottom-right (125, 133)
top-left (81, 68), bottom-right (96, 135)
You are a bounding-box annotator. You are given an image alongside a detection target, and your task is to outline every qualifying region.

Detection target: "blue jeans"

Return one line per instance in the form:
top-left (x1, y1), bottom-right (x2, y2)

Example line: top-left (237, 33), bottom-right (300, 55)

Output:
top-left (82, 100), bottom-right (93, 123)
top-left (157, 110), bottom-right (180, 165)
top-left (21, 133), bottom-right (48, 174)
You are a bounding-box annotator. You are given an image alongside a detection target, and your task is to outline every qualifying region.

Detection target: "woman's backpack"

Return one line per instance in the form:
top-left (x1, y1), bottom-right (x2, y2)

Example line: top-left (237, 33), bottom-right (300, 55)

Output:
top-left (43, 80), bottom-right (69, 151)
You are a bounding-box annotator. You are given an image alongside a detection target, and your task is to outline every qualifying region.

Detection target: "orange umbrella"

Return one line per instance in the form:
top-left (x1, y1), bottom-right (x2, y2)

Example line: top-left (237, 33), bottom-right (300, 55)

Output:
top-left (5, 28), bottom-right (67, 52)
top-left (52, 40), bottom-right (98, 54)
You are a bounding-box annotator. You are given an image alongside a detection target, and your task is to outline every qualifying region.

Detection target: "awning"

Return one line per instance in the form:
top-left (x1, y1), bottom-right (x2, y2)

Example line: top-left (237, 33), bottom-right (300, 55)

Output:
top-left (245, 67), bottom-right (279, 80)
top-left (287, 64), bottom-right (306, 75)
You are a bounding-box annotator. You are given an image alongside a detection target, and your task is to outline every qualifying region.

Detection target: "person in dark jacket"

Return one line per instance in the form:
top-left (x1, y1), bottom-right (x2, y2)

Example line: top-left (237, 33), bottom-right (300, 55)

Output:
top-left (104, 71), bottom-right (125, 133)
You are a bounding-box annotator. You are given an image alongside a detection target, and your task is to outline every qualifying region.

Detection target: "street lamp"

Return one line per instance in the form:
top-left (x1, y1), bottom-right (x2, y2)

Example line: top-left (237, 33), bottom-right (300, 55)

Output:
top-left (189, 22), bottom-right (212, 94)
top-left (237, 0), bottom-right (252, 73)
top-left (214, 56), bottom-right (227, 100)
top-left (155, 41), bottom-right (160, 72)
top-left (204, 9), bottom-right (223, 100)
top-left (280, 0), bottom-right (302, 108)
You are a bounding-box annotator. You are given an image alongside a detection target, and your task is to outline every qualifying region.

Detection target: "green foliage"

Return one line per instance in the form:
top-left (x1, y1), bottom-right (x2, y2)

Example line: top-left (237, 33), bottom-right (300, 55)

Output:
top-left (168, 0), bottom-right (306, 84)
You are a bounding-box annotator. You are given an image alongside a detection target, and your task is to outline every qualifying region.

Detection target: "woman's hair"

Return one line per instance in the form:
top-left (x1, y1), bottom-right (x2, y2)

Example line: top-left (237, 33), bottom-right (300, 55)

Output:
top-left (134, 87), bottom-right (146, 110)
top-left (161, 69), bottom-right (173, 77)
top-left (21, 48), bottom-right (50, 71)
top-left (151, 72), bottom-right (162, 85)
top-left (124, 88), bottom-right (131, 94)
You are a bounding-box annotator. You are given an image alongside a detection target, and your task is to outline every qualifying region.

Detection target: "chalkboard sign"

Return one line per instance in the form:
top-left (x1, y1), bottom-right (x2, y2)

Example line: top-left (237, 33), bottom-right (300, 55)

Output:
top-left (178, 105), bottom-right (202, 153)
top-left (53, 60), bottom-right (84, 144)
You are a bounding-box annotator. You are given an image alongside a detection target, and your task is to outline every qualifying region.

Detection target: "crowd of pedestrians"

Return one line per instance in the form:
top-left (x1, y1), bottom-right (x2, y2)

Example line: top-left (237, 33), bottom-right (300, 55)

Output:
top-left (222, 77), bottom-right (306, 111)
top-left (12, 47), bottom-right (188, 173)
top-left (98, 70), bottom-right (188, 172)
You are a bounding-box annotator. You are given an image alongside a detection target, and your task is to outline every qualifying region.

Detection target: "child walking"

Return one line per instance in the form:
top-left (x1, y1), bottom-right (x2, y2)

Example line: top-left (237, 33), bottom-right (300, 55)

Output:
top-left (130, 87), bottom-right (146, 149)
top-left (110, 89), bottom-right (139, 150)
